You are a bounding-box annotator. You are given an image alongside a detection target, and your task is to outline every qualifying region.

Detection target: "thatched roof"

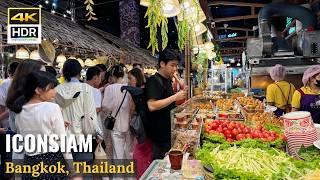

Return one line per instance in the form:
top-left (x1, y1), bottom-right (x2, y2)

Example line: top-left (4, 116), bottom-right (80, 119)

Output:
top-left (0, 0), bottom-right (156, 66)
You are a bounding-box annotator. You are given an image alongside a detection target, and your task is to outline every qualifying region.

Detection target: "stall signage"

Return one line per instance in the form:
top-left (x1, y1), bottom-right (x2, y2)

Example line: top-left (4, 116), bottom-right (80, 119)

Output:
top-left (7, 8), bottom-right (41, 44)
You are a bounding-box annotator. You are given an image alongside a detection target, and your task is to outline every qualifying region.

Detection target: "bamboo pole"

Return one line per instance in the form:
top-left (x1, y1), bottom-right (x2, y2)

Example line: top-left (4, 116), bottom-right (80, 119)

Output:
top-left (185, 31), bottom-right (192, 99)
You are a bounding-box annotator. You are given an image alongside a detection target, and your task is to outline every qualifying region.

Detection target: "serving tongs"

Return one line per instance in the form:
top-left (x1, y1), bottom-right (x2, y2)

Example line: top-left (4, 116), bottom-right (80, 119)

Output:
top-left (187, 107), bottom-right (200, 130)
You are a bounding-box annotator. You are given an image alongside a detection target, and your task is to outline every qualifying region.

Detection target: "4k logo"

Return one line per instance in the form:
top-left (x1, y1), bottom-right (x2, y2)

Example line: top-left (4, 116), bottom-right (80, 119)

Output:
top-left (7, 8), bottom-right (41, 44)
top-left (8, 8), bottom-right (40, 25)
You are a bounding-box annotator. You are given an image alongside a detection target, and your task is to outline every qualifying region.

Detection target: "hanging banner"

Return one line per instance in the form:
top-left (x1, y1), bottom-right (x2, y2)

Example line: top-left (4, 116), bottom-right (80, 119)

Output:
top-left (7, 8), bottom-right (41, 44)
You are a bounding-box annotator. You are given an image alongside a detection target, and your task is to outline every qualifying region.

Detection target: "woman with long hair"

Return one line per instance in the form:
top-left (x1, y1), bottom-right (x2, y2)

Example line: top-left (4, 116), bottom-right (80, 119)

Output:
top-left (102, 65), bottom-right (134, 159)
top-left (10, 71), bottom-right (71, 179)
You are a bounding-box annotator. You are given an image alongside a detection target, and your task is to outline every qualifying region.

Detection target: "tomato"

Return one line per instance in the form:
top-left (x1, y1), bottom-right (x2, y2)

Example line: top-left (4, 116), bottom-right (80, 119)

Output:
top-left (227, 124), bottom-right (235, 130)
top-left (263, 132), bottom-right (270, 138)
top-left (227, 138), bottom-right (233, 142)
top-left (251, 131), bottom-right (259, 138)
top-left (231, 129), bottom-right (239, 136)
top-left (267, 136), bottom-right (274, 141)
top-left (246, 133), bottom-right (252, 139)
top-left (237, 128), bottom-right (243, 134)
top-left (226, 133), bottom-right (233, 139)
top-left (236, 134), bottom-right (246, 141)
top-left (281, 134), bottom-right (287, 141)
top-left (210, 122), bottom-right (218, 130)
top-left (223, 127), bottom-right (228, 131)
top-left (243, 127), bottom-right (250, 134)
top-left (216, 127), bottom-right (223, 133)
top-left (240, 124), bottom-right (245, 129)
top-left (258, 132), bottom-right (264, 138)
top-left (209, 130), bottom-right (216, 134)
top-left (224, 130), bottom-right (231, 135)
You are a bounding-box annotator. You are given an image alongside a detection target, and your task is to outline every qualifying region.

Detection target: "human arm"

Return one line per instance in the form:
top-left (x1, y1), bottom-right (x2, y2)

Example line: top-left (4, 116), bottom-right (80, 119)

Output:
top-left (291, 90), bottom-right (301, 111)
top-left (173, 72), bottom-right (184, 89)
top-left (147, 90), bottom-right (186, 112)
top-left (266, 84), bottom-right (275, 106)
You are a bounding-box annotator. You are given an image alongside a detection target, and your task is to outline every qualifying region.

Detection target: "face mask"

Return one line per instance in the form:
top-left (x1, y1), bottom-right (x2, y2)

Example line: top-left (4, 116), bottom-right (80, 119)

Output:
top-left (315, 80), bottom-right (320, 87)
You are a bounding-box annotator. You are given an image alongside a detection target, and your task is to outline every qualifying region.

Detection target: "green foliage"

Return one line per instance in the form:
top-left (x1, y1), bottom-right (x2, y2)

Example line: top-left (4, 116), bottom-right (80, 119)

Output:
top-left (144, 0), bottom-right (168, 55)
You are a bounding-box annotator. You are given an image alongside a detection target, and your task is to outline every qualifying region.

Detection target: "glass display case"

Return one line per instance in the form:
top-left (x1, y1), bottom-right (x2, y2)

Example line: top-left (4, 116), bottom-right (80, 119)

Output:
top-left (207, 64), bottom-right (232, 93)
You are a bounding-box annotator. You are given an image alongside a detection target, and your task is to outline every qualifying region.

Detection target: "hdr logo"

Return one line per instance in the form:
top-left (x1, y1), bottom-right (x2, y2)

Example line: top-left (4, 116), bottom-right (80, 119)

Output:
top-left (7, 8), bottom-right (41, 44)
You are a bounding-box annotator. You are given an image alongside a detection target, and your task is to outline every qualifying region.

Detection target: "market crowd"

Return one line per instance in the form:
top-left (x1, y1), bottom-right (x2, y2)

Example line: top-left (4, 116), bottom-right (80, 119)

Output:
top-left (0, 49), bottom-right (186, 179)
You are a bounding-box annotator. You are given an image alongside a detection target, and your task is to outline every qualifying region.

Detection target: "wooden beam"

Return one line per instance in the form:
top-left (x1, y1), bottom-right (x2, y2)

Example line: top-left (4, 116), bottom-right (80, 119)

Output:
top-left (215, 27), bottom-right (253, 31)
top-left (220, 47), bottom-right (245, 51)
top-left (216, 36), bottom-right (254, 41)
top-left (208, 1), bottom-right (266, 7)
top-left (221, 53), bottom-right (242, 57)
top-left (211, 15), bottom-right (258, 22)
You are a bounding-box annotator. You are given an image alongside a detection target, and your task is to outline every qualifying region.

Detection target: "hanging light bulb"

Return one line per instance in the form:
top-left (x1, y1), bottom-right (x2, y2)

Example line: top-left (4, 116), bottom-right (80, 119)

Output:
top-left (16, 47), bottom-right (29, 59)
top-left (194, 23), bottom-right (207, 36)
top-left (29, 50), bottom-right (41, 60)
top-left (56, 54), bottom-right (67, 63)
top-left (178, 3), bottom-right (206, 23)
top-left (237, 62), bottom-right (241, 67)
top-left (140, 0), bottom-right (150, 7)
top-left (204, 41), bottom-right (214, 51)
top-left (85, 58), bottom-right (95, 67)
top-left (77, 58), bottom-right (85, 67)
top-left (162, 0), bottom-right (180, 17)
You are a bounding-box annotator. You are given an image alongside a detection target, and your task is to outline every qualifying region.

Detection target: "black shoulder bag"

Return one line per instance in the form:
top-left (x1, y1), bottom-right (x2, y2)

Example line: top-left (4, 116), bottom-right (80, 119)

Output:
top-left (104, 90), bottom-right (128, 130)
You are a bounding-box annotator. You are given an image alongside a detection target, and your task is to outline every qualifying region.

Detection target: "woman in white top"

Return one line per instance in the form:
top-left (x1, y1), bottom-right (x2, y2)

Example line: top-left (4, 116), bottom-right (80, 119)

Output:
top-left (102, 65), bottom-right (134, 159)
top-left (11, 71), bottom-right (69, 179)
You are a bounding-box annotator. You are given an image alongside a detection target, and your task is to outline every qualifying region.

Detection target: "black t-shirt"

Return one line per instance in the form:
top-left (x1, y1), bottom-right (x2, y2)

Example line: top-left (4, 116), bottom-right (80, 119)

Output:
top-left (145, 73), bottom-right (176, 143)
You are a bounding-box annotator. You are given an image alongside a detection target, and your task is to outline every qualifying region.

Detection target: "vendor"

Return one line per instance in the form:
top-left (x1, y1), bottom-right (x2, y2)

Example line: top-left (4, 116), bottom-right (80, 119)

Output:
top-left (266, 64), bottom-right (295, 117)
top-left (292, 65), bottom-right (320, 123)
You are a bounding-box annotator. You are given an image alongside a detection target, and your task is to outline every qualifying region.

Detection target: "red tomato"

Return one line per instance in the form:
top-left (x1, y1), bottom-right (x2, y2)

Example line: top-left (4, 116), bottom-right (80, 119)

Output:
top-left (237, 128), bottom-right (243, 134)
top-left (267, 136), bottom-right (274, 141)
top-left (224, 130), bottom-right (231, 135)
top-left (216, 127), bottom-right (223, 133)
top-left (256, 125), bottom-right (263, 131)
top-left (236, 134), bottom-right (246, 141)
top-left (258, 133), bottom-right (264, 138)
top-left (246, 134), bottom-right (252, 139)
top-left (240, 124), bottom-right (245, 129)
top-left (231, 129), bottom-right (239, 136)
top-left (210, 122), bottom-right (218, 130)
top-left (243, 128), bottom-right (250, 134)
top-left (227, 124), bottom-right (235, 130)
top-left (226, 133), bottom-right (233, 139)
top-left (223, 127), bottom-right (228, 131)
top-left (227, 138), bottom-right (233, 142)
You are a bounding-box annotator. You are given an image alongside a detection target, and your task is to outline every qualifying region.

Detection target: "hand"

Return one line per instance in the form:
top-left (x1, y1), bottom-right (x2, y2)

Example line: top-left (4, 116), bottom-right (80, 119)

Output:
top-left (96, 136), bottom-right (103, 144)
top-left (64, 121), bottom-right (71, 128)
top-left (174, 90), bottom-right (187, 101)
top-left (0, 128), bottom-right (6, 134)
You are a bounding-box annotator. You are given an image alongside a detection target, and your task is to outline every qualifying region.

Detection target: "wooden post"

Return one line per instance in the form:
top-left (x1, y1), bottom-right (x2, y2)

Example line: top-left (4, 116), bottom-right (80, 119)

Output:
top-left (185, 31), bottom-right (192, 99)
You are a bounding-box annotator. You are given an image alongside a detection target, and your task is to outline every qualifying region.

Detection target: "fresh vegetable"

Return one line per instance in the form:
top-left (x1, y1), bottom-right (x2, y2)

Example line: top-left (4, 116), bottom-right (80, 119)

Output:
top-left (204, 120), bottom-right (284, 143)
top-left (196, 145), bottom-right (313, 179)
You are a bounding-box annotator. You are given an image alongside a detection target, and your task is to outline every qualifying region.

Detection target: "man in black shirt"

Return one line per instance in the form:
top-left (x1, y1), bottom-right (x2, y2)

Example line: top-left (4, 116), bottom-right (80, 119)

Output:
top-left (145, 49), bottom-right (186, 160)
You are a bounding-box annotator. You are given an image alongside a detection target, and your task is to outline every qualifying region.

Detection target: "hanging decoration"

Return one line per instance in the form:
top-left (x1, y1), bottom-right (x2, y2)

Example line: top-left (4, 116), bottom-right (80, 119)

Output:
top-left (30, 50), bottom-right (41, 60)
top-left (16, 47), bottom-right (29, 59)
top-left (144, 0), bottom-right (169, 55)
top-left (84, 0), bottom-right (97, 21)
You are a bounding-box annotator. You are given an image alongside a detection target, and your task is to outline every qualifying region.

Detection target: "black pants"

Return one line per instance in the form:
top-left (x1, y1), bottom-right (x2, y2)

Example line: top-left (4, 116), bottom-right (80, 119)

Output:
top-left (152, 141), bottom-right (171, 160)
top-left (0, 134), bottom-right (12, 180)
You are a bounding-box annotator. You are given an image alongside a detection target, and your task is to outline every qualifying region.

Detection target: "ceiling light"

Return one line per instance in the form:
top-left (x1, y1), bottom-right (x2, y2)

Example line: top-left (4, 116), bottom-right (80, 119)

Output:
top-left (56, 54), bottom-right (67, 63)
top-left (230, 58), bottom-right (235, 63)
top-left (30, 50), bottom-right (41, 60)
top-left (227, 63), bottom-right (230, 67)
top-left (51, 9), bottom-right (55, 14)
top-left (45, 0), bottom-right (49, 4)
top-left (16, 47), bottom-right (30, 59)
top-left (9, 53), bottom-right (14, 58)
top-left (71, 18), bottom-right (75, 21)
top-left (237, 62), bottom-right (241, 67)
top-left (140, 0), bottom-right (150, 7)
top-left (194, 23), bottom-right (207, 36)
top-left (162, 0), bottom-right (180, 17)
top-left (66, 10), bottom-right (71, 14)
top-left (63, 14), bottom-right (66, 18)
top-left (39, 4), bottom-right (43, 8)
top-left (52, 3), bottom-right (56, 7)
